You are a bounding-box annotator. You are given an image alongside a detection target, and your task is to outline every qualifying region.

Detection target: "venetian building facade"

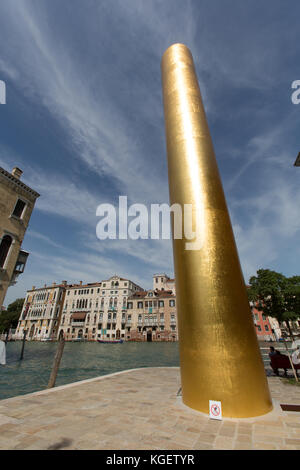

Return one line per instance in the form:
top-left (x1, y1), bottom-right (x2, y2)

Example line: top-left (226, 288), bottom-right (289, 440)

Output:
top-left (15, 281), bottom-right (67, 340)
top-left (58, 276), bottom-right (144, 341)
top-left (153, 273), bottom-right (176, 294)
top-left (126, 289), bottom-right (178, 342)
top-left (0, 166), bottom-right (39, 308)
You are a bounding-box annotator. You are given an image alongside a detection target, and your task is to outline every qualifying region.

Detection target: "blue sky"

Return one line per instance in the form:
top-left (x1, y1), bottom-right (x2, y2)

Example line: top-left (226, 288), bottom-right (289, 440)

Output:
top-left (1, 0), bottom-right (300, 305)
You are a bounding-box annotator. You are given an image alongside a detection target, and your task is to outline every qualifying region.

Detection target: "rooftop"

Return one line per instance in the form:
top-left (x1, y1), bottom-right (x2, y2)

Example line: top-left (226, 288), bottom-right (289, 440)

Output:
top-left (0, 166), bottom-right (40, 199)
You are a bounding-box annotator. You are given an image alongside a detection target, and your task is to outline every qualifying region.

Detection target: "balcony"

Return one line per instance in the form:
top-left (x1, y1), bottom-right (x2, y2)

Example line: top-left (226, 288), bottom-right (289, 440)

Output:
top-left (71, 321), bottom-right (85, 327)
top-left (70, 308), bottom-right (90, 313)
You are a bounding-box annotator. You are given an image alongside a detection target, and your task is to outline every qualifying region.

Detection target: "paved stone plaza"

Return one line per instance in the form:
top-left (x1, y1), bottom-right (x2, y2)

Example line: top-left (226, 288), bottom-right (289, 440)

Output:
top-left (0, 367), bottom-right (299, 450)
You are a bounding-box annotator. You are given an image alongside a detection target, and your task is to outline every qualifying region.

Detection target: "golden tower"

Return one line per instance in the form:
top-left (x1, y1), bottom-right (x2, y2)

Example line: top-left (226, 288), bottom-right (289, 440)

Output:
top-left (161, 44), bottom-right (272, 418)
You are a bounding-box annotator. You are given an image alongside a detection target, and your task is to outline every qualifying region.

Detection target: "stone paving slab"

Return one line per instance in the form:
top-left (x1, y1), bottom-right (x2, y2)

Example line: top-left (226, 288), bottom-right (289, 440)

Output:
top-left (0, 367), bottom-right (299, 450)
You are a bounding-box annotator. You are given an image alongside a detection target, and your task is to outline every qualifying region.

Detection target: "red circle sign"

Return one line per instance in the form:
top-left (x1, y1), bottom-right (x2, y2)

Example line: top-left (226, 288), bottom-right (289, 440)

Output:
top-left (210, 404), bottom-right (220, 416)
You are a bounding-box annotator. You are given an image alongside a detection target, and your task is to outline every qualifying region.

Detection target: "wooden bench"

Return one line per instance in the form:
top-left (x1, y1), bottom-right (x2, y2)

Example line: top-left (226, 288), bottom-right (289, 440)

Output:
top-left (270, 354), bottom-right (300, 376)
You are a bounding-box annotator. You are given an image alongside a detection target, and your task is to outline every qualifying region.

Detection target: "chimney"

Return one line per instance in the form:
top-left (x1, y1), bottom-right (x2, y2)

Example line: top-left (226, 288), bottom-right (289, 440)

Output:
top-left (52, 282), bottom-right (56, 287)
top-left (32, 286), bottom-right (36, 291)
top-left (12, 167), bottom-right (23, 179)
top-left (79, 281), bottom-right (83, 285)
top-left (61, 280), bottom-right (67, 286)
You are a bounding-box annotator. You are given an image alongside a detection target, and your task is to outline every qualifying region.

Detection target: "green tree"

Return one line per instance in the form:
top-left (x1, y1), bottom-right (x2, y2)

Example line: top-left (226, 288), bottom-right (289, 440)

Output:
top-left (248, 269), bottom-right (300, 340)
top-left (0, 298), bottom-right (24, 333)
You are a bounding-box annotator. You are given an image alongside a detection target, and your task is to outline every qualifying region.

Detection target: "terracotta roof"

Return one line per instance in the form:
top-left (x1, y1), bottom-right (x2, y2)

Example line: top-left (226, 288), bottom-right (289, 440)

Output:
top-left (128, 289), bottom-right (175, 300)
top-left (67, 282), bottom-right (102, 289)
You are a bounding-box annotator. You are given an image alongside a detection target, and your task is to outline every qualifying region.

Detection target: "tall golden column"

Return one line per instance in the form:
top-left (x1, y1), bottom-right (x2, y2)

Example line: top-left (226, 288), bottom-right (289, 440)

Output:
top-left (161, 44), bottom-right (272, 418)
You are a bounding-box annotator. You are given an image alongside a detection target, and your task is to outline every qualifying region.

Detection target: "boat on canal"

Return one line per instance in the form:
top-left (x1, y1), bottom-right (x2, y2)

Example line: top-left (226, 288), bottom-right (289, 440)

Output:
top-left (97, 339), bottom-right (124, 344)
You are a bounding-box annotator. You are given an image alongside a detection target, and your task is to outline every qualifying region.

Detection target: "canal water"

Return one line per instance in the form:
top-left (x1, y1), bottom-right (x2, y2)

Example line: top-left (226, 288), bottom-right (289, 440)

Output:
top-left (0, 341), bottom-right (291, 400)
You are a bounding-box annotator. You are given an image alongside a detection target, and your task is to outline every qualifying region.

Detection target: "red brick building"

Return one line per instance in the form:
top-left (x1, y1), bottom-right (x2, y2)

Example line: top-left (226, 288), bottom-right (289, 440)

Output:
top-left (251, 302), bottom-right (275, 341)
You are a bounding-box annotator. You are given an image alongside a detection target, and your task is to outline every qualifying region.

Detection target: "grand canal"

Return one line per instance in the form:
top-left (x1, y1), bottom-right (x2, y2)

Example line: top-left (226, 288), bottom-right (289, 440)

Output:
top-left (0, 341), bottom-right (290, 400)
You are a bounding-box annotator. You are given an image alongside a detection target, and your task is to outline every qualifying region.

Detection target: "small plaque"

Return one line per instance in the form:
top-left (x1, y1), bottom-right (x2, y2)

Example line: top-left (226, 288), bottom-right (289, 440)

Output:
top-left (209, 400), bottom-right (222, 420)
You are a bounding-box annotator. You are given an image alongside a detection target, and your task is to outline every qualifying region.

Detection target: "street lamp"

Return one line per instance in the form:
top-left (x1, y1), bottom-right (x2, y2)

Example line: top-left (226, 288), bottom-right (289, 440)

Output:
top-left (294, 152), bottom-right (300, 166)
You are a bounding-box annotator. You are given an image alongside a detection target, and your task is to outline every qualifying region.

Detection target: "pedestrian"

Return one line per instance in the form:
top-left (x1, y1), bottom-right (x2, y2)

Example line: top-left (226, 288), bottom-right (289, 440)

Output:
top-left (0, 340), bottom-right (6, 365)
top-left (269, 346), bottom-right (281, 357)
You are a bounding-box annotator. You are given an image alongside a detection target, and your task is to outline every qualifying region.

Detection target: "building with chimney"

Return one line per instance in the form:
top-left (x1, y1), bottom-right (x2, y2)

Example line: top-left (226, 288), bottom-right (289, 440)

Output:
top-left (126, 289), bottom-right (178, 342)
top-left (14, 273), bottom-right (290, 343)
top-left (58, 276), bottom-right (144, 341)
top-left (153, 273), bottom-right (176, 294)
top-left (0, 166), bottom-right (39, 308)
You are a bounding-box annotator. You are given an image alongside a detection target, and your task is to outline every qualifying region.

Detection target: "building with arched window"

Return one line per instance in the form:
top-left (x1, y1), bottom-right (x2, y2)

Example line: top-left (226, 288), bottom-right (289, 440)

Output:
top-left (0, 166), bottom-right (39, 308)
top-left (58, 276), bottom-right (144, 341)
top-left (15, 281), bottom-right (67, 341)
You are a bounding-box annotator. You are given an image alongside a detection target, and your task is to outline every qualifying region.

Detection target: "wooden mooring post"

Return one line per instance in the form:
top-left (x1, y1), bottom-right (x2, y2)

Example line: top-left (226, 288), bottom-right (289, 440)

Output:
top-left (47, 334), bottom-right (65, 389)
top-left (283, 339), bottom-right (299, 383)
top-left (20, 329), bottom-right (27, 360)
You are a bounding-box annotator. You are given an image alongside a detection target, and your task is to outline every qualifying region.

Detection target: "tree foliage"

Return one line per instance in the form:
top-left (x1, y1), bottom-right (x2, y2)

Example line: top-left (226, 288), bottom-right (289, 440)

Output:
top-left (248, 269), bottom-right (300, 338)
top-left (0, 298), bottom-right (24, 333)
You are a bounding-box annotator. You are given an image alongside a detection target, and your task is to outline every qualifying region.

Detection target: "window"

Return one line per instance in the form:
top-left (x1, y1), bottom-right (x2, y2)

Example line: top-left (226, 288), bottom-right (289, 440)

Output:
top-left (257, 325), bottom-right (262, 332)
top-left (265, 325), bottom-right (269, 331)
top-left (159, 300), bottom-right (164, 307)
top-left (12, 199), bottom-right (26, 218)
top-left (169, 300), bottom-right (175, 307)
top-left (0, 235), bottom-right (13, 268)
top-left (138, 302), bottom-right (143, 309)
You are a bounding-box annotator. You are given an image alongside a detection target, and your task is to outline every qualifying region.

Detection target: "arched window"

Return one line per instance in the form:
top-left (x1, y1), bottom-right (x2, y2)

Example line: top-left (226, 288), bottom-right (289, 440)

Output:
top-left (0, 235), bottom-right (13, 268)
